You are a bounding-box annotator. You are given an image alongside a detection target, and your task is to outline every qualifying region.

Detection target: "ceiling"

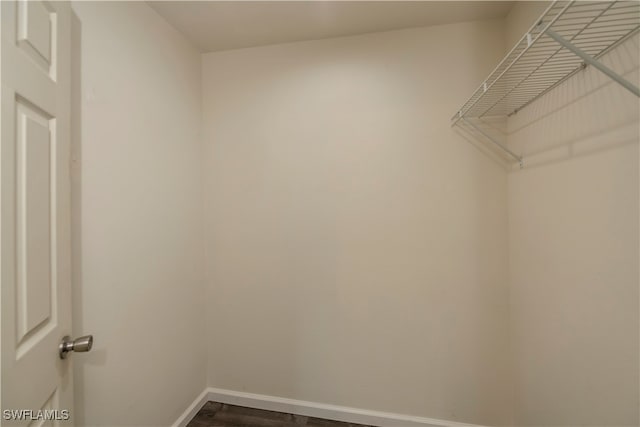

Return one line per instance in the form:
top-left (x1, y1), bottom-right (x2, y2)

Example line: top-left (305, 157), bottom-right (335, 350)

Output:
top-left (148, 1), bottom-right (515, 53)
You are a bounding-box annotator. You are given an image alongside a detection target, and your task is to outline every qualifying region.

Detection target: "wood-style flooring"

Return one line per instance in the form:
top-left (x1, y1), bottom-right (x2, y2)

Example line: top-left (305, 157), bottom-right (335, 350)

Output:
top-left (187, 402), bottom-right (373, 427)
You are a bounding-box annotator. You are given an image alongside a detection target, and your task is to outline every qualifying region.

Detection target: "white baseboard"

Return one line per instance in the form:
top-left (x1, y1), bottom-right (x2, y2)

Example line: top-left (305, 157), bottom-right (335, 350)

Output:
top-left (196, 387), bottom-right (487, 427)
top-left (172, 388), bottom-right (210, 427)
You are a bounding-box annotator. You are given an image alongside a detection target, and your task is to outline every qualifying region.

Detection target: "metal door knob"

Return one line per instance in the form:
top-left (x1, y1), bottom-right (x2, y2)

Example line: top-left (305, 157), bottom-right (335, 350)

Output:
top-left (59, 335), bottom-right (93, 359)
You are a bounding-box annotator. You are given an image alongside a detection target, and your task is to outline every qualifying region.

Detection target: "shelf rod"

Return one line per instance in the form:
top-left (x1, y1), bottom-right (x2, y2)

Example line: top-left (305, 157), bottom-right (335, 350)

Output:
top-left (461, 118), bottom-right (523, 167)
top-left (544, 27), bottom-right (640, 97)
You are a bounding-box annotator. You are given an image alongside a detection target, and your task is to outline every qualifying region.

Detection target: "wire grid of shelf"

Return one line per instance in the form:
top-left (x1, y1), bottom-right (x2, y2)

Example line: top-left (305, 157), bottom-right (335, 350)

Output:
top-left (452, 0), bottom-right (640, 125)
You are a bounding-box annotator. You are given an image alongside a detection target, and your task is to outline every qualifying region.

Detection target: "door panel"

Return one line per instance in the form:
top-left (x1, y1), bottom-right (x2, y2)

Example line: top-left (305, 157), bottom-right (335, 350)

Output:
top-left (2, 0), bottom-right (72, 424)
top-left (17, 0), bottom-right (54, 72)
top-left (16, 99), bottom-right (55, 344)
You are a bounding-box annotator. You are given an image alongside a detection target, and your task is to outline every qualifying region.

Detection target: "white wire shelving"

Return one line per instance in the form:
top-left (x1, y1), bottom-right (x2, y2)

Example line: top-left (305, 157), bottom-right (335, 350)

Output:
top-left (452, 0), bottom-right (640, 166)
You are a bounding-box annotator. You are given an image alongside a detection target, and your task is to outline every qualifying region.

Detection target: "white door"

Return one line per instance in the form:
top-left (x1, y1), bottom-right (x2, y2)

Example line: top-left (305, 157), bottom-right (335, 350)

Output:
top-left (1, 0), bottom-right (74, 425)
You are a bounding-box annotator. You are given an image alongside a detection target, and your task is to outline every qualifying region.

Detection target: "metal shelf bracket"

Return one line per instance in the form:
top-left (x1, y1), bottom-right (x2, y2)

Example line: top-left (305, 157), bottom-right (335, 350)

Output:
top-left (461, 118), bottom-right (524, 168)
top-left (544, 28), bottom-right (640, 98)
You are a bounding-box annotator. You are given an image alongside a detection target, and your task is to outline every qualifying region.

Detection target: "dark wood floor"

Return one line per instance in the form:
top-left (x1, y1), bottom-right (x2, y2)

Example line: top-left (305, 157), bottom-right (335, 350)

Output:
top-left (187, 402), bottom-right (373, 427)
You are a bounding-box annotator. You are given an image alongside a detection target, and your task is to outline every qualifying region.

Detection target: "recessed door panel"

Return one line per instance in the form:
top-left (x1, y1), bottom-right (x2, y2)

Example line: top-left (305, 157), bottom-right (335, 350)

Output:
top-left (16, 99), bottom-right (56, 345)
top-left (16, 0), bottom-right (55, 76)
top-left (27, 388), bottom-right (57, 427)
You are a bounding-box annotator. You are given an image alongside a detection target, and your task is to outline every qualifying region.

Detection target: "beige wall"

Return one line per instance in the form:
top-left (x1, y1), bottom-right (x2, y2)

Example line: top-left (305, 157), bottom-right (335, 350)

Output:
top-left (202, 21), bottom-right (512, 425)
top-left (506, 3), bottom-right (640, 425)
top-left (70, 2), bottom-right (206, 425)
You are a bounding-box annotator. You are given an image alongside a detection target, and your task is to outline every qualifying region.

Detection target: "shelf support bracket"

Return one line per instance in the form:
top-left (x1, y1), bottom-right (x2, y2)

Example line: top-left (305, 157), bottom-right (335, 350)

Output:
top-left (544, 28), bottom-right (640, 98)
top-left (461, 118), bottom-right (523, 168)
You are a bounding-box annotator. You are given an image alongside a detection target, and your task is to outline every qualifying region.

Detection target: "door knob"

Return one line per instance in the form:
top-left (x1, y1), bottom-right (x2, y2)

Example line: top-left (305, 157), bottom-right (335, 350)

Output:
top-left (59, 335), bottom-right (93, 359)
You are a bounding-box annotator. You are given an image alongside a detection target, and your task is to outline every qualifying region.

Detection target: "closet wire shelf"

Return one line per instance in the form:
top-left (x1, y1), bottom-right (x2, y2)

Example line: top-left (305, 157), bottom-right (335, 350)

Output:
top-left (452, 0), bottom-right (640, 166)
